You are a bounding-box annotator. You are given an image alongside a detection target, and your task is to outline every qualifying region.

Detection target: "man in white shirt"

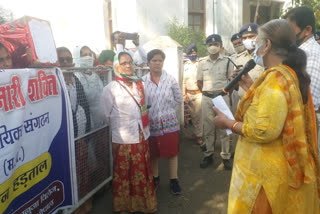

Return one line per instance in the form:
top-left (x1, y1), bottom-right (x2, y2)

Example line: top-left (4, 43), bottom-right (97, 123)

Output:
top-left (111, 31), bottom-right (147, 66)
top-left (284, 6), bottom-right (320, 153)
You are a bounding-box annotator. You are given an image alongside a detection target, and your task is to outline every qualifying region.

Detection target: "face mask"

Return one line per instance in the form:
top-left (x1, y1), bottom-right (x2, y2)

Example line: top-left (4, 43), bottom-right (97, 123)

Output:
top-left (188, 55), bottom-right (197, 61)
top-left (234, 45), bottom-right (246, 54)
top-left (296, 31), bottom-right (306, 46)
top-left (207, 46), bottom-right (220, 55)
top-left (243, 39), bottom-right (255, 50)
top-left (78, 56), bottom-right (94, 67)
top-left (253, 41), bottom-right (265, 67)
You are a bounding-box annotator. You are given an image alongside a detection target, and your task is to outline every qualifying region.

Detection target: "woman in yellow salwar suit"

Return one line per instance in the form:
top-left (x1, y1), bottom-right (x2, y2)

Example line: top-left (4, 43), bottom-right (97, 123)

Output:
top-left (213, 19), bottom-right (320, 214)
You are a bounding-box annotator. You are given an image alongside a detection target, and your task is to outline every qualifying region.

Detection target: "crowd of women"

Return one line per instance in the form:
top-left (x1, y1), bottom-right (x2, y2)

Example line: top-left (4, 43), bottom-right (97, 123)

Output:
top-left (54, 7), bottom-right (320, 214)
top-left (101, 18), bottom-right (320, 214)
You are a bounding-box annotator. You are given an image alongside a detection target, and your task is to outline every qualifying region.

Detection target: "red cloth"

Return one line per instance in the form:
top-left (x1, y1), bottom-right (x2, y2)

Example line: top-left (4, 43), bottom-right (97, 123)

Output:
top-left (0, 16), bottom-right (57, 68)
top-left (149, 131), bottom-right (179, 158)
top-left (112, 139), bottom-right (157, 213)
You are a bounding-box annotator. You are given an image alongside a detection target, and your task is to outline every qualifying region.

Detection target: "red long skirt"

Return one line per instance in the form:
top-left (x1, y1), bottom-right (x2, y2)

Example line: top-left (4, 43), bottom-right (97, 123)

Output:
top-left (112, 139), bottom-right (157, 213)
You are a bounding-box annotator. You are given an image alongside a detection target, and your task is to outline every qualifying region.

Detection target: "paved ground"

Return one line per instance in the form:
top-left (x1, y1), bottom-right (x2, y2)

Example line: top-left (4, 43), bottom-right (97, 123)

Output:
top-left (91, 126), bottom-right (233, 214)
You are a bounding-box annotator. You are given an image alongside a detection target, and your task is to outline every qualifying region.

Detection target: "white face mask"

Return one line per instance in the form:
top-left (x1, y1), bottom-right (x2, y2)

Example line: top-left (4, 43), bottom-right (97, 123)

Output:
top-left (78, 56), bottom-right (94, 67)
top-left (207, 45), bottom-right (220, 55)
top-left (234, 44), bottom-right (246, 54)
top-left (253, 41), bottom-right (265, 67)
top-left (243, 39), bottom-right (255, 50)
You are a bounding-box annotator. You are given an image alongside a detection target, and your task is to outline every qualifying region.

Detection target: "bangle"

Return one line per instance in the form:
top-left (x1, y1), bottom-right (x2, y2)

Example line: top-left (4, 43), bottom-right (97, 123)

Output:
top-left (230, 121), bottom-right (237, 130)
top-left (231, 121), bottom-right (239, 132)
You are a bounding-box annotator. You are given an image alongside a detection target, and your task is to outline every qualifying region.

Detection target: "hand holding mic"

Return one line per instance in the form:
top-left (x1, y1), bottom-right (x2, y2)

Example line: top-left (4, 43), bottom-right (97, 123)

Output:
top-left (219, 59), bottom-right (256, 96)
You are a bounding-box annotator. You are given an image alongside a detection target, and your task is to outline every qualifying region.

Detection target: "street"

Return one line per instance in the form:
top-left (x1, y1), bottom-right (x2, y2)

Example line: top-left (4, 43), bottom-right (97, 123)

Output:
top-left (91, 126), bottom-right (233, 214)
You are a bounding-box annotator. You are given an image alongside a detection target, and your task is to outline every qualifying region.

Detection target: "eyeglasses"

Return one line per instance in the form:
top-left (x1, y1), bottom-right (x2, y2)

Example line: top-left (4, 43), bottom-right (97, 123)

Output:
top-left (59, 57), bottom-right (73, 63)
top-left (119, 61), bottom-right (133, 66)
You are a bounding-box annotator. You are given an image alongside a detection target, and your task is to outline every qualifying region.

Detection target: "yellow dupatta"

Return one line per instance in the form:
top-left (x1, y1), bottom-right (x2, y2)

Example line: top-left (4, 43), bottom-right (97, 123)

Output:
top-left (235, 64), bottom-right (320, 196)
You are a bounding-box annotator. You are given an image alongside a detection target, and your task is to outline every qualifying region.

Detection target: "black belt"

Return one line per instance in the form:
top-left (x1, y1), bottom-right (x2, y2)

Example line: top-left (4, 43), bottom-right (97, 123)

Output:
top-left (202, 91), bottom-right (225, 98)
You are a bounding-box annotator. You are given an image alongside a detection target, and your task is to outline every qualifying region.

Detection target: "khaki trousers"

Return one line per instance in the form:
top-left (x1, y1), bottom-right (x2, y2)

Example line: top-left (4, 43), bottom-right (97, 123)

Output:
top-left (202, 95), bottom-right (231, 159)
top-left (186, 93), bottom-right (203, 137)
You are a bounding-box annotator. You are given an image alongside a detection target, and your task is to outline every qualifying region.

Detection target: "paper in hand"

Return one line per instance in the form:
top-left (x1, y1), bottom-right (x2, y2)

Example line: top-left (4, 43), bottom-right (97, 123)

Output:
top-left (212, 95), bottom-right (235, 135)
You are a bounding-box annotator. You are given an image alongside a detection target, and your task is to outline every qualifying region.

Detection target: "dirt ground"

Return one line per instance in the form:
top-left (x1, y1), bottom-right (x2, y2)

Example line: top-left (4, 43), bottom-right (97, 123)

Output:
top-left (90, 126), bottom-right (233, 214)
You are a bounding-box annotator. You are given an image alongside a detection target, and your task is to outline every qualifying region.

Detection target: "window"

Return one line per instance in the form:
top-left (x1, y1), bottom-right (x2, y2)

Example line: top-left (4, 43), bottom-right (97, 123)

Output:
top-left (249, 2), bottom-right (282, 25)
top-left (188, 0), bottom-right (205, 32)
top-left (250, 5), bottom-right (270, 25)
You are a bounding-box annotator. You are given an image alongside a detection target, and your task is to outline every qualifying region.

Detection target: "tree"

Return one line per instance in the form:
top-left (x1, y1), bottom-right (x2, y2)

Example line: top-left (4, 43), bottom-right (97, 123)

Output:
top-left (0, 6), bottom-right (14, 25)
top-left (167, 18), bottom-right (207, 57)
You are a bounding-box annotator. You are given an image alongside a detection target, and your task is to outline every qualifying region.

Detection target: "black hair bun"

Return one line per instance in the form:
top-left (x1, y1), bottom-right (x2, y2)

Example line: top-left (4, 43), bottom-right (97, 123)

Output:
top-left (288, 44), bottom-right (298, 52)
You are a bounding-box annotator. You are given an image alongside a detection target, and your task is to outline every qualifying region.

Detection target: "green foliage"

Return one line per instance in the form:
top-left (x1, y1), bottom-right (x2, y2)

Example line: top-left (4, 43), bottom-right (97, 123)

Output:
top-left (283, 0), bottom-right (320, 30)
top-left (167, 18), bottom-right (207, 57)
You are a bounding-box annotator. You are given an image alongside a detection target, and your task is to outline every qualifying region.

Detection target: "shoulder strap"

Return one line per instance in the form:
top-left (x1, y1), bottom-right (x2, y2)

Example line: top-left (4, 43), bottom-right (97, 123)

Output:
top-left (226, 57), bottom-right (231, 80)
top-left (116, 80), bottom-right (141, 108)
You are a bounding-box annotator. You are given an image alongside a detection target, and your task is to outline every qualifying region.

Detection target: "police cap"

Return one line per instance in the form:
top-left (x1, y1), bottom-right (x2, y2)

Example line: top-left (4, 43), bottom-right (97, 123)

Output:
top-left (186, 43), bottom-right (197, 55)
top-left (239, 23), bottom-right (259, 35)
top-left (231, 33), bottom-right (242, 42)
top-left (205, 34), bottom-right (222, 44)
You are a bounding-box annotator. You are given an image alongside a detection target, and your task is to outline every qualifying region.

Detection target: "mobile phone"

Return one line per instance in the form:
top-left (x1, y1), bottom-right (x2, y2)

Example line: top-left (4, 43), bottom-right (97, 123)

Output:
top-left (125, 33), bottom-right (138, 40)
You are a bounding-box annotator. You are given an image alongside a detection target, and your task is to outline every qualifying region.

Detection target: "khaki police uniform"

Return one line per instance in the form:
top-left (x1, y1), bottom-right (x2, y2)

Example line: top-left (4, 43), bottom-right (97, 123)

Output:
top-left (183, 60), bottom-right (203, 138)
top-left (197, 54), bottom-right (233, 159)
top-left (236, 50), bottom-right (264, 98)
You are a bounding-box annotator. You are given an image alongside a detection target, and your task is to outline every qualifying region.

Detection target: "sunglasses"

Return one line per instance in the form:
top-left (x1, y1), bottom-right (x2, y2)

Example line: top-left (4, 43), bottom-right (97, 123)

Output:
top-left (59, 57), bottom-right (73, 63)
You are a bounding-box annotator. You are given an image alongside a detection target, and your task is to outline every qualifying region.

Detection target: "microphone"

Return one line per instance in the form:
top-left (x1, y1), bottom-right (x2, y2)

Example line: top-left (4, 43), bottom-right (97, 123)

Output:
top-left (219, 59), bottom-right (256, 96)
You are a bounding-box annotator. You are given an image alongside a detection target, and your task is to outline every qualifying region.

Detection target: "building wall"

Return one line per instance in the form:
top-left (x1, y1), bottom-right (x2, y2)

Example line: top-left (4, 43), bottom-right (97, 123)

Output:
top-left (210, 0), bottom-right (243, 53)
top-left (110, 0), bottom-right (187, 48)
top-left (108, 0), bottom-right (243, 52)
top-left (136, 0), bottom-right (187, 45)
top-left (243, 0), bottom-right (251, 25)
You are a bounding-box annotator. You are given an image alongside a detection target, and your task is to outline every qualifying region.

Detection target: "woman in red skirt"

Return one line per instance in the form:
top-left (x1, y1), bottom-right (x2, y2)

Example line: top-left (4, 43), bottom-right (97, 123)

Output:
top-left (100, 52), bottom-right (157, 213)
top-left (142, 49), bottom-right (184, 195)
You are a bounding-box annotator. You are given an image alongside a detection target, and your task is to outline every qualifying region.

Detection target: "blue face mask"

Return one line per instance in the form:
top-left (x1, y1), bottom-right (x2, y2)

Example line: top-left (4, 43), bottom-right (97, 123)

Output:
top-left (253, 41), bottom-right (265, 67)
top-left (188, 55), bottom-right (197, 61)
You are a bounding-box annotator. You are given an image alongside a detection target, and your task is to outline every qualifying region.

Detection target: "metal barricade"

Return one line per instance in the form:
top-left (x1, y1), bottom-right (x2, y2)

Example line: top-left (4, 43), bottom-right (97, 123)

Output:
top-left (58, 66), bottom-right (150, 213)
top-left (60, 67), bottom-right (113, 213)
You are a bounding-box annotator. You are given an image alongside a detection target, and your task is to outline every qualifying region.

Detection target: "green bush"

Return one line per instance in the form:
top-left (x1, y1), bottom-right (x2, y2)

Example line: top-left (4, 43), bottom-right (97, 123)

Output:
top-left (167, 18), bottom-right (207, 57)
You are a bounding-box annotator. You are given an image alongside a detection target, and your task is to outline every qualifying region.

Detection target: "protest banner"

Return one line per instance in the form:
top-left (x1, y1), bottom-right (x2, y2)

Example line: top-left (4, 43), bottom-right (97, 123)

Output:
top-left (0, 68), bottom-right (77, 214)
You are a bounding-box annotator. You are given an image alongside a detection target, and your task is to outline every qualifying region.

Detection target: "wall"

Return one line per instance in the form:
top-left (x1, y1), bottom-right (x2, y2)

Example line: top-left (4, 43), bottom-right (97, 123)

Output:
top-left (110, 0), bottom-right (187, 48)
top-left (243, 0), bottom-right (251, 25)
top-left (211, 0), bottom-right (243, 53)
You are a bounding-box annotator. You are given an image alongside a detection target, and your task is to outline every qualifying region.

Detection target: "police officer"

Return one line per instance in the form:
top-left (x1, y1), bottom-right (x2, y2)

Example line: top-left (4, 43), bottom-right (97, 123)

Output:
top-left (236, 23), bottom-right (264, 99)
top-left (183, 43), bottom-right (204, 147)
top-left (231, 33), bottom-right (246, 55)
top-left (229, 33), bottom-right (244, 114)
top-left (197, 34), bottom-right (233, 169)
